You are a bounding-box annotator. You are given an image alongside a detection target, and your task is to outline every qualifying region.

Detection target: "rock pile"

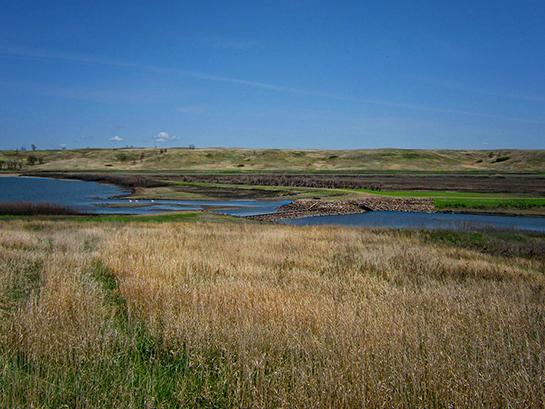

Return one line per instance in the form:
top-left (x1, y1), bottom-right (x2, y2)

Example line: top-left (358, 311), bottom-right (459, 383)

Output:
top-left (248, 197), bottom-right (435, 222)
top-left (358, 197), bottom-right (435, 212)
top-left (280, 199), bottom-right (368, 214)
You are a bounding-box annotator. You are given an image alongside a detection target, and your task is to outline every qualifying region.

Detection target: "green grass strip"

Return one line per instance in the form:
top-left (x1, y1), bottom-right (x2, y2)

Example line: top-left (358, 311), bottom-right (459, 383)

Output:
top-left (422, 230), bottom-right (545, 262)
top-left (88, 260), bottom-right (231, 407)
top-left (357, 188), bottom-right (523, 199)
top-left (0, 212), bottom-right (201, 223)
top-left (433, 198), bottom-right (545, 210)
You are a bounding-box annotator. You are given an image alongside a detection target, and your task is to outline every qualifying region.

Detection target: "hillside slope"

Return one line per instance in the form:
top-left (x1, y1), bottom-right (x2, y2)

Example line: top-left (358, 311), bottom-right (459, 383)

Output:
top-left (1, 148), bottom-right (544, 173)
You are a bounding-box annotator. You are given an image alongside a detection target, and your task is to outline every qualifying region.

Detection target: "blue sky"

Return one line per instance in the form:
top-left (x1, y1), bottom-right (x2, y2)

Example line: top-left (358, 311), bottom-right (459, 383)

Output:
top-left (1, 0), bottom-right (544, 149)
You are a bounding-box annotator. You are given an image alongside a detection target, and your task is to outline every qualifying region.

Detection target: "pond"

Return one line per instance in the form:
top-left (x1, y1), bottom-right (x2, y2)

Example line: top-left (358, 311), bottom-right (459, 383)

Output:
top-left (282, 211), bottom-right (545, 232)
top-left (0, 176), bottom-right (289, 215)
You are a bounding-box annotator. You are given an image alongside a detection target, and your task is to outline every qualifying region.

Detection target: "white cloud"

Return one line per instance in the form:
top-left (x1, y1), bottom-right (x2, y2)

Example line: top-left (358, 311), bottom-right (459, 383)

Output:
top-left (153, 131), bottom-right (177, 143)
top-left (110, 135), bottom-right (124, 142)
top-left (177, 104), bottom-right (207, 114)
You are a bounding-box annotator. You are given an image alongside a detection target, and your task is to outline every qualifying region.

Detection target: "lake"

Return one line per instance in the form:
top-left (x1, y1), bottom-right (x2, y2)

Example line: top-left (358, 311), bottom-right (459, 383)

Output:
top-left (1, 176), bottom-right (545, 232)
top-left (0, 176), bottom-right (289, 215)
top-left (282, 211), bottom-right (545, 232)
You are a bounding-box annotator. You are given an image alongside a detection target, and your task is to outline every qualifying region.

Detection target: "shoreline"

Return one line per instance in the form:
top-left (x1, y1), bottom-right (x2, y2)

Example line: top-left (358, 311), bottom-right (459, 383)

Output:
top-left (438, 208), bottom-right (545, 218)
top-left (6, 172), bottom-right (545, 219)
top-left (0, 172), bottom-right (22, 177)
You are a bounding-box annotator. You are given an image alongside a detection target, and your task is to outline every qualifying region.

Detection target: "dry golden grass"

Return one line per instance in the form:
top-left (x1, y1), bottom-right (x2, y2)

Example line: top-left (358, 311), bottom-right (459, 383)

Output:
top-left (103, 223), bottom-right (545, 408)
top-left (1, 220), bottom-right (544, 407)
top-left (0, 224), bottom-right (127, 406)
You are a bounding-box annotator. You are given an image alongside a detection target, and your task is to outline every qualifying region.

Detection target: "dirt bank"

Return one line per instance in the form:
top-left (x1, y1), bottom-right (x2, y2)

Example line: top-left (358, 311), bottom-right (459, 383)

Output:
top-left (168, 173), bottom-right (545, 195)
top-left (248, 198), bottom-right (435, 221)
top-left (22, 172), bottom-right (167, 189)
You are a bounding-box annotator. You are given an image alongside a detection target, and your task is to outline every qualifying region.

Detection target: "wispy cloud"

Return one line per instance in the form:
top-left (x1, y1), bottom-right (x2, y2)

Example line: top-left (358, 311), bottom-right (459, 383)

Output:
top-left (1, 44), bottom-right (544, 124)
top-left (177, 104), bottom-right (207, 113)
top-left (0, 78), bottom-right (164, 104)
top-left (110, 135), bottom-right (124, 142)
top-left (153, 131), bottom-right (177, 143)
top-left (0, 44), bottom-right (296, 92)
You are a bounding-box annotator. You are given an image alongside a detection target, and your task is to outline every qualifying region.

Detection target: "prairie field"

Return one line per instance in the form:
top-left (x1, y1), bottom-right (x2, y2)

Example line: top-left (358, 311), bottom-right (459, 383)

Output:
top-left (1, 220), bottom-right (544, 408)
top-left (2, 147), bottom-right (545, 172)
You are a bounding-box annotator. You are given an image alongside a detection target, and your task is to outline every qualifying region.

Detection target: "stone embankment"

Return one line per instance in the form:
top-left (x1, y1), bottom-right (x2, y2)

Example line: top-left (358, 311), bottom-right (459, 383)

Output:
top-left (357, 197), bottom-right (435, 212)
top-left (248, 198), bottom-right (435, 221)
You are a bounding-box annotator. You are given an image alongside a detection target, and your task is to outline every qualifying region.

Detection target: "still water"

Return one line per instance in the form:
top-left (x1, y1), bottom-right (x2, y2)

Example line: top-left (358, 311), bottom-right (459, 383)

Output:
top-left (0, 176), bottom-right (289, 215)
top-left (282, 211), bottom-right (545, 232)
top-left (1, 176), bottom-right (544, 232)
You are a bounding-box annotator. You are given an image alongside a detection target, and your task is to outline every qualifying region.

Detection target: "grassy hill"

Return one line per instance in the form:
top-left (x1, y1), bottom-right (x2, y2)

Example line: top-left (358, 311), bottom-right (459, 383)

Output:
top-left (1, 147), bottom-right (545, 173)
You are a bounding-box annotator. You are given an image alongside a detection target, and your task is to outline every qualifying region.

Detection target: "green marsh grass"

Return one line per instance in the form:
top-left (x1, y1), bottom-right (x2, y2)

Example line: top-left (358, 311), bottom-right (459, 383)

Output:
top-left (358, 188), bottom-right (545, 211)
top-left (433, 197), bottom-right (545, 210)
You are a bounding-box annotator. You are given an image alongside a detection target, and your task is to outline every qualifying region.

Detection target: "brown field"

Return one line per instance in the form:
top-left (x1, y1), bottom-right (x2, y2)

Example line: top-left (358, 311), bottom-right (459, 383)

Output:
top-left (1, 220), bottom-right (544, 407)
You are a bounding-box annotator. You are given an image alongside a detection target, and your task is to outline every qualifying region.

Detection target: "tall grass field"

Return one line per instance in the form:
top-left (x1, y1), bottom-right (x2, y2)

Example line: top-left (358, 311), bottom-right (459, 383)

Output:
top-left (1, 221), bottom-right (544, 407)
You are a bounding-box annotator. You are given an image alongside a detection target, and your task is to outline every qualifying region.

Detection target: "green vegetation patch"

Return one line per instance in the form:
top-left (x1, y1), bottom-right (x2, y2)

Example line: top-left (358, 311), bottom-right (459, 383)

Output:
top-left (0, 253), bottom-right (233, 407)
top-left (434, 198), bottom-right (545, 210)
top-left (358, 189), bottom-right (516, 199)
top-left (0, 212), bottom-right (201, 223)
top-left (357, 188), bottom-right (545, 212)
top-left (0, 212), bottom-right (247, 225)
top-left (87, 260), bottom-right (197, 408)
top-left (0, 258), bottom-right (42, 312)
top-left (74, 212), bottom-right (201, 223)
top-left (423, 230), bottom-right (545, 262)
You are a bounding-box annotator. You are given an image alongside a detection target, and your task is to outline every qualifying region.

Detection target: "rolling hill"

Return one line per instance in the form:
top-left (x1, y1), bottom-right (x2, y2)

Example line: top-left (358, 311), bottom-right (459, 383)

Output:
top-left (1, 147), bottom-right (544, 173)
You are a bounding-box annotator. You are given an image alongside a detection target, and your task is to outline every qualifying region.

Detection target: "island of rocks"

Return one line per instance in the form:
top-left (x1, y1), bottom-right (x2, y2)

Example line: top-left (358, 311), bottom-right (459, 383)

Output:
top-left (247, 197), bottom-right (435, 222)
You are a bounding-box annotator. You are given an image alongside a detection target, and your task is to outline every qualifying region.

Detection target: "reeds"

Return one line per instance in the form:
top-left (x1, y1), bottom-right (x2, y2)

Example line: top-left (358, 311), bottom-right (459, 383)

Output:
top-left (0, 202), bottom-right (79, 215)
